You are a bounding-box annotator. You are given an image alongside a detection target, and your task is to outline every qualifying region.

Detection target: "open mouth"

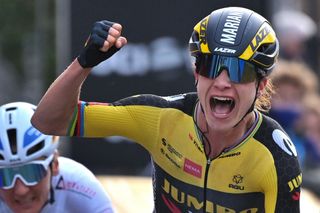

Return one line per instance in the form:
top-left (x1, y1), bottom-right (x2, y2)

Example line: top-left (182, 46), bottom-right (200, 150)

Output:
top-left (210, 96), bottom-right (235, 115)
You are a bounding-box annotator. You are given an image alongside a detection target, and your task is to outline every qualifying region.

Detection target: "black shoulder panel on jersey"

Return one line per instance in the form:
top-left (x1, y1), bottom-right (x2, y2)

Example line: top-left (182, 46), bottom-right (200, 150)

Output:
top-left (112, 92), bottom-right (198, 116)
top-left (254, 114), bottom-right (301, 212)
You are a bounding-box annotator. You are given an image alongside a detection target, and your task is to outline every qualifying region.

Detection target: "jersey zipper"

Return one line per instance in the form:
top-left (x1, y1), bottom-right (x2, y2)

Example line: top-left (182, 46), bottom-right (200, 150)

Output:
top-left (203, 158), bottom-right (212, 213)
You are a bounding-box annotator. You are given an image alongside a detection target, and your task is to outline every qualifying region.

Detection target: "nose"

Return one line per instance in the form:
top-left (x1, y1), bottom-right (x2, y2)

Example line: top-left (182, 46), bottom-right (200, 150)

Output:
top-left (213, 69), bottom-right (232, 89)
top-left (12, 178), bottom-right (31, 196)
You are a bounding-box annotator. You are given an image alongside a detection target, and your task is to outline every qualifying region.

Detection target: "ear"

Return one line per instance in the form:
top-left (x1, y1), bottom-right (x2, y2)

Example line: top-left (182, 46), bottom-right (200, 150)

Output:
top-left (194, 70), bottom-right (199, 85)
top-left (258, 78), bottom-right (268, 94)
top-left (52, 150), bottom-right (60, 176)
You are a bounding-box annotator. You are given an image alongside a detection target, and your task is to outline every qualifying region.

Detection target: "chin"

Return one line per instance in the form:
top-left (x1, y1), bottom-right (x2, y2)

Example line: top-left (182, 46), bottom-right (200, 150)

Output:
top-left (10, 203), bottom-right (42, 213)
top-left (207, 117), bottom-right (234, 130)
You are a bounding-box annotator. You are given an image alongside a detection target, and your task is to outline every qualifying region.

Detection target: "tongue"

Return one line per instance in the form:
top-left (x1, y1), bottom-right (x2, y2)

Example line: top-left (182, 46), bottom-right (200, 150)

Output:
top-left (213, 102), bottom-right (231, 114)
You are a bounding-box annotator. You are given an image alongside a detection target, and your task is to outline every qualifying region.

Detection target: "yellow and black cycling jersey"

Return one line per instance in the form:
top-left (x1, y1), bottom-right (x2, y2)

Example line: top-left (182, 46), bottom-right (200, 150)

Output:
top-left (68, 93), bottom-right (301, 213)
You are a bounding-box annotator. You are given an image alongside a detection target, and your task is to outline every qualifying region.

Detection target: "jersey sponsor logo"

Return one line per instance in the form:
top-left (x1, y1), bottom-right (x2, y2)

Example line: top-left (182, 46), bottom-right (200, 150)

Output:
top-left (188, 133), bottom-right (204, 153)
top-left (232, 174), bottom-right (243, 184)
top-left (288, 173), bottom-right (302, 192)
top-left (56, 176), bottom-right (65, 190)
top-left (292, 192), bottom-right (300, 201)
top-left (220, 12), bottom-right (243, 45)
top-left (168, 145), bottom-right (183, 159)
top-left (161, 178), bottom-right (259, 212)
top-left (162, 138), bottom-right (167, 146)
top-left (161, 138), bottom-right (182, 169)
top-left (55, 176), bottom-right (97, 198)
top-left (249, 25), bottom-right (271, 52)
top-left (165, 153), bottom-right (181, 169)
top-left (214, 47), bottom-right (236, 54)
top-left (183, 158), bottom-right (202, 178)
top-left (272, 129), bottom-right (297, 157)
top-left (161, 194), bottom-right (181, 213)
top-left (218, 151), bottom-right (241, 159)
top-left (229, 174), bottom-right (244, 191)
top-left (162, 138), bottom-right (183, 159)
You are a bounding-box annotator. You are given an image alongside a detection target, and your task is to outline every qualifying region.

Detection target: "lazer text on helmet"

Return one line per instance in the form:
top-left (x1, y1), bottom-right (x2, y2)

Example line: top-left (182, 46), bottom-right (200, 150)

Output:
top-left (199, 17), bottom-right (209, 45)
top-left (249, 25), bottom-right (271, 52)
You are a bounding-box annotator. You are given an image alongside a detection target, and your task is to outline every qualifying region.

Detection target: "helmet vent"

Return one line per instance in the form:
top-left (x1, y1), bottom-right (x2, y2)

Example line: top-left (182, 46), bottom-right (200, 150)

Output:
top-left (5, 107), bottom-right (17, 112)
top-left (257, 43), bottom-right (275, 55)
top-left (7, 129), bottom-right (17, 155)
top-left (5, 108), bottom-right (16, 125)
top-left (26, 140), bottom-right (45, 156)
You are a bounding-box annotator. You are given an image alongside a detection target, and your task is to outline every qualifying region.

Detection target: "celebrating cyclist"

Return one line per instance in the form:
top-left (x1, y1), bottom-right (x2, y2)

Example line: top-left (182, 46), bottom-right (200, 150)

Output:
top-left (32, 7), bottom-right (301, 212)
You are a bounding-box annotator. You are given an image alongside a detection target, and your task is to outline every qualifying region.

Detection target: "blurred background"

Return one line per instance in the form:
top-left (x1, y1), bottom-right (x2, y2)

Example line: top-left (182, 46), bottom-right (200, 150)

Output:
top-left (0, 0), bottom-right (320, 210)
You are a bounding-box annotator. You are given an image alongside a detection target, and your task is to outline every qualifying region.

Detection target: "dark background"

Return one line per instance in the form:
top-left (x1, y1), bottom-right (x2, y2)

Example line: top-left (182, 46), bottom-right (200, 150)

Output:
top-left (70, 0), bottom-right (268, 175)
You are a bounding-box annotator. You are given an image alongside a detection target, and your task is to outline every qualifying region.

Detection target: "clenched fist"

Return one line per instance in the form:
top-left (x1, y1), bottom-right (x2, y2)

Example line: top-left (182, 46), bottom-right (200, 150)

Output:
top-left (77, 20), bottom-right (127, 68)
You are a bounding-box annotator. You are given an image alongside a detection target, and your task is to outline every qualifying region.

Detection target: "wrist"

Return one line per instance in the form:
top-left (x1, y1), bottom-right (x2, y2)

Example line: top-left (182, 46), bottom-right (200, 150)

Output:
top-left (66, 58), bottom-right (92, 75)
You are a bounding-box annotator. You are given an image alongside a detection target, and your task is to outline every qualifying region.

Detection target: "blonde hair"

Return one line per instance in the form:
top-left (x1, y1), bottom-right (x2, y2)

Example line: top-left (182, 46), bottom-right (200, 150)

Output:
top-left (255, 79), bottom-right (274, 112)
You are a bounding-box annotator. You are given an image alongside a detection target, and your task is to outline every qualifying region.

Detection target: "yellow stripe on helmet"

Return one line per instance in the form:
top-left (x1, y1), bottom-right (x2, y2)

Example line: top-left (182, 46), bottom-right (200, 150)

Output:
top-left (194, 15), bottom-right (211, 54)
top-left (239, 23), bottom-right (277, 60)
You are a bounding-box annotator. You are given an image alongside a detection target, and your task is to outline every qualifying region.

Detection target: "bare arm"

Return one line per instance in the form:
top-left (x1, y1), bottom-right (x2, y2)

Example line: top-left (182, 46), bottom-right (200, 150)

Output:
top-left (31, 21), bottom-right (127, 136)
top-left (32, 60), bottom-right (90, 135)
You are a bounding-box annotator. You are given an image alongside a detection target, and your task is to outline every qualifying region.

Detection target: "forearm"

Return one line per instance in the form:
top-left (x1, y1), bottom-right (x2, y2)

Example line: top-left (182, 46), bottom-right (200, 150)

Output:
top-left (32, 20), bottom-right (126, 136)
top-left (32, 59), bottom-right (90, 135)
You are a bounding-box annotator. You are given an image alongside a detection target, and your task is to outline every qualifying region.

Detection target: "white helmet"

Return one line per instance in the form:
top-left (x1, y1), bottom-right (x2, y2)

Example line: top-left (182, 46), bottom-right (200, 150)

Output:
top-left (0, 102), bottom-right (59, 167)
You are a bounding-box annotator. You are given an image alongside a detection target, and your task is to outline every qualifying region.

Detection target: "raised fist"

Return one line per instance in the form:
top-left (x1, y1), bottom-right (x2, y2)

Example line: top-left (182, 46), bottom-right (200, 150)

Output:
top-left (77, 20), bottom-right (127, 68)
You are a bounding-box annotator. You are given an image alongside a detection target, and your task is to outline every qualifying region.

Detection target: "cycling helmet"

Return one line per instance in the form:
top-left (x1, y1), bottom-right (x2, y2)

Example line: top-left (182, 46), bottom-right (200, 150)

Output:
top-left (0, 102), bottom-right (59, 167)
top-left (189, 7), bottom-right (279, 76)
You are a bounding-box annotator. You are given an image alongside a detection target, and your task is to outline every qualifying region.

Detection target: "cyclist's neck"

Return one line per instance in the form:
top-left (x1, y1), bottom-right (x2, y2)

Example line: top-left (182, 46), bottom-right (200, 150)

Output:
top-left (195, 102), bottom-right (256, 159)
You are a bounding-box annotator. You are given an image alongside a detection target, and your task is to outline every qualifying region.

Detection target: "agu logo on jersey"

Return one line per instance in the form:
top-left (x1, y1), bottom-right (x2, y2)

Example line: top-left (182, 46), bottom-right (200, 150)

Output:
top-left (272, 129), bottom-right (297, 157)
top-left (229, 174), bottom-right (244, 190)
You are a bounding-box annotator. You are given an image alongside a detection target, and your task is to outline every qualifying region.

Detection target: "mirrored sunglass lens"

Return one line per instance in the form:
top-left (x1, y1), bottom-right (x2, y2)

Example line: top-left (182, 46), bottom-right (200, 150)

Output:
top-left (22, 164), bottom-right (47, 182)
top-left (198, 55), bottom-right (257, 83)
top-left (223, 57), bottom-right (240, 82)
top-left (240, 60), bottom-right (257, 83)
top-left (228, 59), bottom-right (257, 83)
top-left (0, 164), bottom-right (47, 188)
top-left (197, 55), bottom-right (211, 78)
top-left (0, 170), bottom-right (13, 188)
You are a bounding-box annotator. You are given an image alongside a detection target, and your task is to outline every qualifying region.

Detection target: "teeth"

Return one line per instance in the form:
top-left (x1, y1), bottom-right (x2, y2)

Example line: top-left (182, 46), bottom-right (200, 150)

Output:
top-left (210, 96), bottom-right (235, 114)
top-left (213, 96), bottom-right (233, 101)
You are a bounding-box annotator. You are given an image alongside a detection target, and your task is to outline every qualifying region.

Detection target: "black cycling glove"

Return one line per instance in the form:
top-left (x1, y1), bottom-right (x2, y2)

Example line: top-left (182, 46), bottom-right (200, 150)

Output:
top-left (77, 20), bottom-right (121, 68)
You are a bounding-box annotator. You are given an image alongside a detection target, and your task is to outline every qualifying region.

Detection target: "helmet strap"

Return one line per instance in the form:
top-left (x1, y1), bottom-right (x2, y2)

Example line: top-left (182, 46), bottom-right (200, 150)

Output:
top-left (40, 162), bottom-right (56, 211)
top-left (232, 79), bottom-right (261, 128)
top-left (48, 163), bottom-right (55, 204)
top-left (194, 102), bottom-right (212, 157)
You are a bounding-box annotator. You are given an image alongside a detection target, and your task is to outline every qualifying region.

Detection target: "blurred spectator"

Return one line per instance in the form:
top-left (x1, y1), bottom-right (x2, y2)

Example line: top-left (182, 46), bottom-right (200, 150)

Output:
top-left (297, 94), bottom-right (320, 169)
top-left (272, 10), bottom-right (317, 66)
top-left (269, 59), bottom-right (319, 165)
top-left (296, 94), bottom-right (320, 198)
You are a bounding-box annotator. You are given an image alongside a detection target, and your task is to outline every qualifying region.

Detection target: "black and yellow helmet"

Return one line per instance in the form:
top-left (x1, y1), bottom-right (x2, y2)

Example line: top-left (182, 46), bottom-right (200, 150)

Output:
top-left (189, 7), bottom-right (279, 76)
